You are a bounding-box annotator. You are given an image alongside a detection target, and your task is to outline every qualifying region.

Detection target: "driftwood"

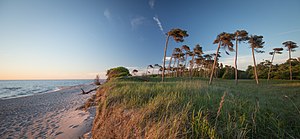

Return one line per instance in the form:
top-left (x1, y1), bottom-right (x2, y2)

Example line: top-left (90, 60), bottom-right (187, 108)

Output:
top-left (81, 87), bottom-right (98, 94)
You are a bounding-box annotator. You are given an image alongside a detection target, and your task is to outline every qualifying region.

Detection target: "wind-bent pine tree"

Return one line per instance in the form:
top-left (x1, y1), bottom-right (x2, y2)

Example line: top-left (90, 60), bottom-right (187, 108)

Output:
top-left (177, 50), bottom-right (186, 77)
top-left (282, 41), bottom-right (299, 80)
top-left (167, 49), bottom-right (175, 76)
top-left (181, 45), bottom-right (190, 70)
top-left (203, 54), bottom-right (213, 78)
top-left (162, 28), bottom-right (189, 82)
top-left (210, 52), bottom-right (221, 78)
top-left (151, 65), bottom-right (155, 75)
top-left (154, 64), bottom-right (160, 75)
top-left (132, 69), bottom-right (138, 76)
top-left (146, 65), bottom-right (153, 76)
top-left (168, 48), bottom-right (181, 76)
top-left (158, 66), bottom-right (163, 75)
top-left (189, 44), bottom-right (203, 78)
top-left (194, 56), bottom-right (204, 76)
top-left (267, 48), bottom-right (283, 81)
top-left (154, 64), bottom-right (160, 67)
top-left (234, 30), bottom-right (248, 85)
top-left (155, 65), bottom-right (163, 75)
top-left (172, 53), bottom-right (178, 77)
top-left (248, 35), bottom-right (265, 84)
top-left (189, 52), bottom-right (195, 78)
top-left (172, 49), bottom-right (183, 77)
top-left (209, 32), bottom-right (234, 85)
top-left (176, 52), bottom-right (184, 77)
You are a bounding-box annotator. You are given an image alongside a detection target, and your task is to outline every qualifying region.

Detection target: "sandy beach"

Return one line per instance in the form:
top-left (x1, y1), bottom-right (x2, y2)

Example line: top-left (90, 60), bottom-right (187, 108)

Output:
top-left (0, 84), bottom-right (97, 139)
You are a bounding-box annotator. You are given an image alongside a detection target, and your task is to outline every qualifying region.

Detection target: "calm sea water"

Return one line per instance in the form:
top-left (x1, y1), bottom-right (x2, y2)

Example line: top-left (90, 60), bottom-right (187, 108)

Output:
top-left (0, 80), bottom-right (93, 99)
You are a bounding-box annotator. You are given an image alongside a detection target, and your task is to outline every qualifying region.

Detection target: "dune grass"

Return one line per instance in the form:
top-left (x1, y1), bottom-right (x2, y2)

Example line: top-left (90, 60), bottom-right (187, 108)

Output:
top-left (93, 77), bottom-right (300, 138)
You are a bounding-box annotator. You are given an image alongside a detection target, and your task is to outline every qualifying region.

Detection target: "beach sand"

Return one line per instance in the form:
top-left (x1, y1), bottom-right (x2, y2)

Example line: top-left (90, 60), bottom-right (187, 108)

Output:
top-left (0, 84), bottom-right (97, 139)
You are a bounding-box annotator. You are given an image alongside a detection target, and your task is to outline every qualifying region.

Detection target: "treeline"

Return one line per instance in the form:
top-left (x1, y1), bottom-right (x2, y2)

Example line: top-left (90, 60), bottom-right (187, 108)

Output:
top-left (157, 28), bottom-right (299, 83)
top-left (127, 28), bottom-right (300, 83)
top-left (246, 58), bottom-right (300, 80)
top-left (142, 57), bottom-right (300, 80)
top-left (206, 58), bottom-right (300, 80)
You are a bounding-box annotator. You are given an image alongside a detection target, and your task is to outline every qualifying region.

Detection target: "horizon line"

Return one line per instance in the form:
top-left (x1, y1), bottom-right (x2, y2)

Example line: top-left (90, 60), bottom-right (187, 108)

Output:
top-left (0, 79), bottom-right (106, 81)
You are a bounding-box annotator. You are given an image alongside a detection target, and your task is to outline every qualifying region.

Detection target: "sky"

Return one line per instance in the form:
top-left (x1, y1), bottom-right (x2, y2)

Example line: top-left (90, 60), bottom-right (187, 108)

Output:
top-left (0, 0), bottom-right (300, 80)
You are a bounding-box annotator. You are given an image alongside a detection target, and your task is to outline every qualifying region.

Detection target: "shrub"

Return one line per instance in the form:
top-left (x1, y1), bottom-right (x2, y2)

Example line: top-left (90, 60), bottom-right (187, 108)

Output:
top-left (106, 67), bottom-right (131, 81)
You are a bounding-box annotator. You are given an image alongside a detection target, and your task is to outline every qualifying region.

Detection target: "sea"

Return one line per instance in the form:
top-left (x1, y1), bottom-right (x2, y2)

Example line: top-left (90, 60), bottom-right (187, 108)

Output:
top-left (0, 80), bottom-right (94, 99)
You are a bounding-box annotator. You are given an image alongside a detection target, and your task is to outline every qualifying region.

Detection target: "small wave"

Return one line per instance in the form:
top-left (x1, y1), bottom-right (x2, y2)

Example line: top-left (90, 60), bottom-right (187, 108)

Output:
top-left (52, 87), bottom-right (61, 92)
top-left (2, 87), bottom-right (22, 90)
top-left (31, 89), bottom-right (40, 92)
top-left (36, 89), bottom-right (52, 94)
top-left (2, 94), bottom-right (33, 99)
top-left (17, 92), bottom-right (28, 96)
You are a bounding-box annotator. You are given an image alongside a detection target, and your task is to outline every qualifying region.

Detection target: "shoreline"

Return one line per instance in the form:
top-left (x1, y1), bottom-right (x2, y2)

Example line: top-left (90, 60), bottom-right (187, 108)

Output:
top-left (0, 83), bottom-right (97, 138)
top-left (0, 83), bottom-right (95, 100)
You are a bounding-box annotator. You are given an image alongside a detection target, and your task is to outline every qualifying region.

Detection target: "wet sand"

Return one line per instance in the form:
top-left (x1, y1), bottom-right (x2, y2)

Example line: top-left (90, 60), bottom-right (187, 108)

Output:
top-left (0, 84), bottom-right (97, 139)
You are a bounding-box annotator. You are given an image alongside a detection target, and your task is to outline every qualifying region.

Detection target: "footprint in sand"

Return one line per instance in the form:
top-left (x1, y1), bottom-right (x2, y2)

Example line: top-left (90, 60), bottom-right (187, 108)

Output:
top-left (68, 125), bottom-right (79, 128)
top-left (72, 125), bottom-right (79, 128)
top-left (55, 131), bottom-right (63, 136)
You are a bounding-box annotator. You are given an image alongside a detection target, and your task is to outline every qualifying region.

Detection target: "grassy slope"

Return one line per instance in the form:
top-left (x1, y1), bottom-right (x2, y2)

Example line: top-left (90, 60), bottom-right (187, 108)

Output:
top-left (92, 77), bottom-right (300, 138)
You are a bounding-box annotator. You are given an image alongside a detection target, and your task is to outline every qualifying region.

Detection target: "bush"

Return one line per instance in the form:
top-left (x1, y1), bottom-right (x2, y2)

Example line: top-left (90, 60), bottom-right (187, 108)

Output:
top-left (106, 67), bottom-right (131, 81)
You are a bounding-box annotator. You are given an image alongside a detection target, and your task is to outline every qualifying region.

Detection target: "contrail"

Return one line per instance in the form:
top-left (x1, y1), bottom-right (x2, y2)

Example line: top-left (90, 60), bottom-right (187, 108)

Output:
top-left (153, 16), bottom-right (164, 34)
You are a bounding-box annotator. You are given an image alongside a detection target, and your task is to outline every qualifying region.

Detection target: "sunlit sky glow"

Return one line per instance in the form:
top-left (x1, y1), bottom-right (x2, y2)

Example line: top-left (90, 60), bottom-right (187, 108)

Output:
top-left (0, 0), bottom-right (300, 80)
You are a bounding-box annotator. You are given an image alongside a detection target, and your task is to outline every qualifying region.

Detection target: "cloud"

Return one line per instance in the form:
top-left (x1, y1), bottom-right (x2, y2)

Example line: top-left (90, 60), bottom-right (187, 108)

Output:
top-left (153, 16), bottom-right (164, 34)
top-left (125, 66), bottom-right (140, 70)
top-left (104, 9), bottom-right (111, 21)
top-left (148, 0), bottom-right (155, 9)
top-left (162, 57), bottom-right (171, 62)
top-left (125, 66), bottom-right (147, 76)
top-left (277, 29), bottom-right (300, 35)
top-left (165, 57), bottom-right (171, 61)
top-left (203, 50), bottom-right (216, 55)
top-left (131, 16), bottom-right (146, 29)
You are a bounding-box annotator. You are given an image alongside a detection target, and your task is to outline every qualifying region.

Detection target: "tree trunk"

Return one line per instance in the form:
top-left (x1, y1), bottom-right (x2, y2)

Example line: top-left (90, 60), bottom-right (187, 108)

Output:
top-left (267, 51), bottom-right (275, 81)
top-left (214, 64), bottom-right (218, 78)
top-left (252, 47), bottom-right (259, 84)
top-left (289, 49), bottom-right (292, 80)
top-left (152, 68), bottom-right (154, 75)
top-left (167, 50), bottom-right (175, 76)
top-left (185, 54), bottom-right (188, 70)
top-left (234, 37), bottom-right (238, 85)
top-left (176, 57), bottom-right (180, 77)
top-left (182, 54), bottom-right (187, 77)
top-left (189, 54), bottom-right (195, 78)
top-left (162, 35), bottom-right (170, 82)
top-left (172, 57), bottom-right (177, 77)
top-left (209, 42), bottom-right (221, 85)
top-left (196, 64), bottom-right (200, 77)
top-left (184, 54), bottom-right (189, 77)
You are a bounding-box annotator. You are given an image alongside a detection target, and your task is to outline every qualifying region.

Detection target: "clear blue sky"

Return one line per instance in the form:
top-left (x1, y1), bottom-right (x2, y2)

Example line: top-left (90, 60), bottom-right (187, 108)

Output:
top-left (0, 0), bottom-right (299, 79)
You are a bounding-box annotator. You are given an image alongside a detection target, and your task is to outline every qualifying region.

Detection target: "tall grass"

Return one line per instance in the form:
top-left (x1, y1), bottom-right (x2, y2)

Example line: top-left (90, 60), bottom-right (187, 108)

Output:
top-left (93, 77), bottom-right (300, 138)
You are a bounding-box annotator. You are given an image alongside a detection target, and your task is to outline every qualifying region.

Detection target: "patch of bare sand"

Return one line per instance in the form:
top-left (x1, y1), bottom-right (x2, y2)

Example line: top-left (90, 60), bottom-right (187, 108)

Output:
top-left (55, 107), bottom-right (95, 139)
